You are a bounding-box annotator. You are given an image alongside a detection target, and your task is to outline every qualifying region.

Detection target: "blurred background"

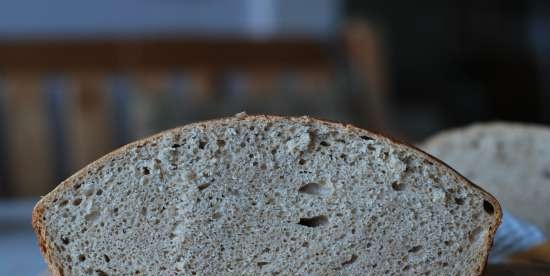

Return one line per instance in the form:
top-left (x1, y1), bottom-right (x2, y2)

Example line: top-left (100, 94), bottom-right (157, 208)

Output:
top-left (1, 0), bottom-right (549, 274)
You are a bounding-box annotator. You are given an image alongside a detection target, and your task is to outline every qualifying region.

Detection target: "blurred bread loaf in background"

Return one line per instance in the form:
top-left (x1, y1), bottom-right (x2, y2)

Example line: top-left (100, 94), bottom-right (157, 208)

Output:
top-left (422, 122), bottom-right (550, 235)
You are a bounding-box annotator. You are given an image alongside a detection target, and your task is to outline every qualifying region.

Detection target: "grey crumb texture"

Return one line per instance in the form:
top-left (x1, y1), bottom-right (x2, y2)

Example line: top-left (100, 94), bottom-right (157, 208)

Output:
top-left (35, 115), bottom-right (500, 276)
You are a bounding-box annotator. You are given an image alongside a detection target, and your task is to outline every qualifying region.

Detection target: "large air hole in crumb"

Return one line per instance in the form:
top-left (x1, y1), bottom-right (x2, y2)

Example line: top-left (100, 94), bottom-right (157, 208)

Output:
top-left (96, 270), bottom-right (108, 276)
top-left (408, 245), bottom-right (423, 253)
top-left (297, 215), bottom-right (328, 227)
top-left (320, 141), bottom-right (330, 147)
top-left (469, 227), bottom-right (484, 244)
top-left (341, 254), bottom-right (358, 266)
top-left (408, 245), bottom-right (422, 253)
top-left (257, 262), bottom-right (269, 267)
top-left (72, 198), bottom-right (82, 206)
top-left (298, 183), bottom-right (331, 196)
top-left (84, 189), bottom-right (94, 197)
top-left (78, 254), bottom-right (86, 262)
top-left (391, 181), bottom-right (406, 191)
top-left (197, 183), bottom-right (210, 191)
top-left (103, 255), bottom-right (110, 262)
top-left (217, 140), bottom-right (226, 147)
top-left (360, 135), bottom-right (373, 141)
top-left (142, 167), bottom-right (150, 175)
top-left (198, 140), bottom-right (207, 149)
top-left (454, 197), bottom-right (465, 205)
top-left (59, 200), bottom-right (69, 207)
top-left (483, 200), bottom-right (495, 215)
top-left (85, 211), bottom-right (100, 223)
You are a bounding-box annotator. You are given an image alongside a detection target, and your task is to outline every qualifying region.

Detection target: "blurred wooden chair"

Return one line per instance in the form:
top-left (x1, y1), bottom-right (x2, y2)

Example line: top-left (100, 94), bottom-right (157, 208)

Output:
top-left (0, 39), bottom-right (331, 197)
top-left (0, 24), bottom-right (390, 197)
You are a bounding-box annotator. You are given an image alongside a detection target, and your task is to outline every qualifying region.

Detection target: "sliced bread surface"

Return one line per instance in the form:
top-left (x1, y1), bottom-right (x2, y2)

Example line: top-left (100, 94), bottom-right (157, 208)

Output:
top-left (33, 115), bottom-right (501, 275)
top-left (422, 122), bottom-right (550, 235)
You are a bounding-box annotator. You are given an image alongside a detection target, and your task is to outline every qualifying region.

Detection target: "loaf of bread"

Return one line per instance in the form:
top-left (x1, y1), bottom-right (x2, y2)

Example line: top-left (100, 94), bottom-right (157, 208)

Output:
top-left (422, 122), bottom-right (550, 236)
top-left (33, 115), bottom-right (501, 275)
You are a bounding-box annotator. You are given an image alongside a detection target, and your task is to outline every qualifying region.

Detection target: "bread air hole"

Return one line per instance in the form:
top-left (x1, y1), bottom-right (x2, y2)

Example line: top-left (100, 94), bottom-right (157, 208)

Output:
top-left (212, 212), bottom-right (222, 220)
top-left (142, 167), bottom-right (150, 175)
top-left (72, 198), bottom-right (82, 206)
top-left (391, 181), bottom-right (406, 191)
top-left (198, 140), bottom-right (207, 149)
top-left (197, 183), bottom-right (210, 191)
top-left (360, 135), bottom-right (373, 141)
top-left (341, 254), bottom-right (358, 266)
top-left (483, 200), bottom-right (495, 215)
top-left (469, 227), bottom-right (483, 244)
top-left (84, 189), bottom-right (94, 197)
top-left (298, 182), bottom-right (331, 196)
top-left (408, 245), bottom-right (423, 253)
top-left (257, 262), bottom-right (269, 267)
top-left (297, 215), bottom-right (328, 227)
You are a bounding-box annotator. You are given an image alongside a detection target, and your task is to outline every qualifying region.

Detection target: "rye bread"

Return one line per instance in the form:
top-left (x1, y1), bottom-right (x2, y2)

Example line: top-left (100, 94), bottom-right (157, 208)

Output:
top-left (422, 122), bottom-right (550, 236)
top-left (33, 114), bottom-right (501, 275)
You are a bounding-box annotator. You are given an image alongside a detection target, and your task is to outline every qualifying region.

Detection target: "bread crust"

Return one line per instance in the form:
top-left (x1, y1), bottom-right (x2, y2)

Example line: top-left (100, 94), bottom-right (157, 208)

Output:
top-left (33, 114), bottom-right (502, 275)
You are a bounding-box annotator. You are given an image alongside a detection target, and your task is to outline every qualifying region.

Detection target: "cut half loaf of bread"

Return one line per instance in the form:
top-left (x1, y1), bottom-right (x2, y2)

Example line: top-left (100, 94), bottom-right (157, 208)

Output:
top-left (33, 115), bottom-right (501, 275)
top-left (422, 122), bottom-right (550, 236)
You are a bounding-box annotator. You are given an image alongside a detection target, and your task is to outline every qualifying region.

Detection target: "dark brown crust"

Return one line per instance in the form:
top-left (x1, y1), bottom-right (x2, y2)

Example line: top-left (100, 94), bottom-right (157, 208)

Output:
top-left (32, 114), bottom-right (502, 276)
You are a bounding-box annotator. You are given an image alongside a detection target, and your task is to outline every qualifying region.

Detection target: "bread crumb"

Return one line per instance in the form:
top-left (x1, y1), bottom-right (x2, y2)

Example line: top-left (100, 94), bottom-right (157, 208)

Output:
top-left (286, 129), bottom-right (311, 154)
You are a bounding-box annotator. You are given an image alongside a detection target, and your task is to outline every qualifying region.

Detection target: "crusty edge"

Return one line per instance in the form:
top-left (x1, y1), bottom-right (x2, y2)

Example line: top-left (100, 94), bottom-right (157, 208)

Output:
top-left (32, 114), bottom-right (502, 276)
